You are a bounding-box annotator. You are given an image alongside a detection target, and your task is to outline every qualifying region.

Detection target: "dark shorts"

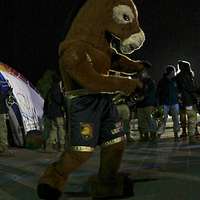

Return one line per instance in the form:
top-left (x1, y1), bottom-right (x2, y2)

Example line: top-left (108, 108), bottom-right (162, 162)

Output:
top-left (65, 94), bottom-right (126, 151)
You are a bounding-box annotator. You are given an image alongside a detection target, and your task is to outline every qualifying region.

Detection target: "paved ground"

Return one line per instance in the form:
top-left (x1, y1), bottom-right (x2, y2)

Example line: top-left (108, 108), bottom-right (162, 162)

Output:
top-left (1, 117), bottom-right (200, 200)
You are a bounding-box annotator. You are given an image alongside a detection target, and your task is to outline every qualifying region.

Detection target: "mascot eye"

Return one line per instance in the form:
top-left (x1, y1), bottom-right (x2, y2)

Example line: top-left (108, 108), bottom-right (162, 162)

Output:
top-left (113, 5), bottom-right (134, 24)
top-left (123, 14), bottom-right (130, 22)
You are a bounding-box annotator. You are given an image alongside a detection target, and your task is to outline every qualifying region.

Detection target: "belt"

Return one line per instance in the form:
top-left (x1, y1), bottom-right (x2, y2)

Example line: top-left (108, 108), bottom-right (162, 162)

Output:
top-left (64, 89), bottom-right (98, 99)
top-left (64, 89), bottom-right (122, 99)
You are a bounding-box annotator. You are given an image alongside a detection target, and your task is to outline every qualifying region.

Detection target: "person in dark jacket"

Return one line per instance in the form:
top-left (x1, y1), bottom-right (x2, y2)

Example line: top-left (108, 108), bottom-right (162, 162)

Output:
top-left (0, 86), bottom-right (14, 156)
top-left (176, 60), bottom-right (198, 142)
top-left (136, 68), bottom-right (157, 141)
top-left (157, 65), bottom-right (180, 140)
top-left (43, 77), bottom-right (66, 152)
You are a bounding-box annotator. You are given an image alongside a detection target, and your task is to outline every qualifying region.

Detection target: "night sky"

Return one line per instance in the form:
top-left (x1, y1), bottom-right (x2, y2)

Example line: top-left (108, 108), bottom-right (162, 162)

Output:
top-left (0, 0), bottom-right (200, 85)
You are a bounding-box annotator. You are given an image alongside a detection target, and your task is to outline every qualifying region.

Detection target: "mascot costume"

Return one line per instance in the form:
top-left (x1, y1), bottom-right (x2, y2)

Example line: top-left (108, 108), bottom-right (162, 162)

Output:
top-left (37, 0), bottom-right (147, 199)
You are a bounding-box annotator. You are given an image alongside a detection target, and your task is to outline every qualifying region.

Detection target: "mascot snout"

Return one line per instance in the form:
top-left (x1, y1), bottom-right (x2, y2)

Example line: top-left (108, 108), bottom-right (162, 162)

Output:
top-left (120, 30), bottom-right (145, 54)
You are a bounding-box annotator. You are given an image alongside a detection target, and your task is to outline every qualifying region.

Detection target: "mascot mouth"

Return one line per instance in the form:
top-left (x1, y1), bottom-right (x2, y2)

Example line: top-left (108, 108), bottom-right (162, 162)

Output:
top-left (120, 30), bottom-right (145, 54)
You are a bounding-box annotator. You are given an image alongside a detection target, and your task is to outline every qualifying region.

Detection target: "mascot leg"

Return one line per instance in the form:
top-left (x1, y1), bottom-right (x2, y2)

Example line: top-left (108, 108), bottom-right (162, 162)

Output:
top-left (99, 141), bottom-right (124, 179)
top-left (89, 141), bottom-right (134, 199)
top-left (37, 150), bottom-right (92, 200)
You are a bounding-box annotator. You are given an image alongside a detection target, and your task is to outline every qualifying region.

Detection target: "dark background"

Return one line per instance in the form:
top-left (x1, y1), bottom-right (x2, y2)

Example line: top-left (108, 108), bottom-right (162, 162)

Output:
top-left (0, 0), bottom-right (200, 85)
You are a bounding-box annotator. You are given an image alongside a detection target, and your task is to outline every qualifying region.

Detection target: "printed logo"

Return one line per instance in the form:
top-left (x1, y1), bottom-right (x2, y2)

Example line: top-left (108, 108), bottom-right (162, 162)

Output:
top-left (80, 122), bottom-right (93, 140)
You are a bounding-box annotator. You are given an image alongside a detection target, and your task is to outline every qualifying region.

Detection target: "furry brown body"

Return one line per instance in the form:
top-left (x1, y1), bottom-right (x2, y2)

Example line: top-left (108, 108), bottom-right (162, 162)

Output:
top-left (37, 1), bottom-right (146, 199)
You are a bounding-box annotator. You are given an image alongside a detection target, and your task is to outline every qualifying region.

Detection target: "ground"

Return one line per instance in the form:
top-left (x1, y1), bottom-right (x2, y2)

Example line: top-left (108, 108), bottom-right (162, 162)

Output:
top-left (1, 122), bottom-right (200, 200)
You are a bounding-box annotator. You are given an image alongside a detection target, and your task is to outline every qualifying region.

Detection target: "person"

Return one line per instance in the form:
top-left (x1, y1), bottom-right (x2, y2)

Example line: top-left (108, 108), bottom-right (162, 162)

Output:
top-left (0, 89), bottom-right (13, 156)
top-left (157, 65), bottom-right (180, 140)
top-left (175, 60), bottom-right (199, 143)
top-left (37, 1), bottom-right (146, 199)
top-left (110, 69), bottom-right (134, 142)
top-left (179, 108), bottom-right (199, 139)
top-left (136, 67), bottom-right (157, 142)
top-left (112, 87), bottom-right (134, 142)
top-left (43, 77), bottom-right (66, 152)
top-left (36, 69), bottom-right (55, 99)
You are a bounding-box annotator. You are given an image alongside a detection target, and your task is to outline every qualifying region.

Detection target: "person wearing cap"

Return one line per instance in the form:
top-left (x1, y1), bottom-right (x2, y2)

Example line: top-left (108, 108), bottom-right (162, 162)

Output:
top-left (156, 65), bottom-right (180, 140)
top-left (136, 67), bottom-right (157, 142)
top-left (175, 60), bottom-right (199, 143)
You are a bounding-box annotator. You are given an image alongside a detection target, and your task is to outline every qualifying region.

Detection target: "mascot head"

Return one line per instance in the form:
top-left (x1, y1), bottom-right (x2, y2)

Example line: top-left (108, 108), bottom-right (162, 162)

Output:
top-left (65, 0), bottom-right (145, 55)
top-left (107, 1), bottom-right (145, 54)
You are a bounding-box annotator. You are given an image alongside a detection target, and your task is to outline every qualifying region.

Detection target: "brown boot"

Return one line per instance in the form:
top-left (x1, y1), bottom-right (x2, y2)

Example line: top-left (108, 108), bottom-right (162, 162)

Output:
top-left (37, 150), bottom-right (92, 200)
top-left (89, 173), bottom-right (134, 199)
top-left (37, 164), bottom-right (65, 200)
top-left (90, 142), bottom-right (133, 199)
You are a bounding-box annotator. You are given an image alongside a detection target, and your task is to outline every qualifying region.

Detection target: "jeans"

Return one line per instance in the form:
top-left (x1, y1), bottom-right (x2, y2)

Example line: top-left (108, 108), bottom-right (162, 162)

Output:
top-left (157, 104), bottom-right (180, 135)
top-left (137, 106), bottom-right (157, 135)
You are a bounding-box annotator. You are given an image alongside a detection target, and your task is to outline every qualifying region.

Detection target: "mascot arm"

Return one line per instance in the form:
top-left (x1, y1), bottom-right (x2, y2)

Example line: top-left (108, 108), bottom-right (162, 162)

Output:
top-left (59, 48), bottom-right (142, 94)
top-left (111, 53), bottom-right (144, 74)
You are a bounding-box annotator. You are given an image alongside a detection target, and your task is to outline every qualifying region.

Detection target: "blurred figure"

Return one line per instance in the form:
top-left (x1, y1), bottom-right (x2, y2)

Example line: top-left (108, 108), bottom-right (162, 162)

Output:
top-left (136, 68), bottom-right (157, 142)
top-left (176, 60), bottom-right (198, 143)
top-left (157, 65), bottom-right (180, 140)
top-left (43, 75), bottom-right (66, 152)
top-left (114, 95), bottom-right (133, 142)
top-left (37, 70), bottom-right (55, 99)
top-left (0, 89), bottom-right (13, 156)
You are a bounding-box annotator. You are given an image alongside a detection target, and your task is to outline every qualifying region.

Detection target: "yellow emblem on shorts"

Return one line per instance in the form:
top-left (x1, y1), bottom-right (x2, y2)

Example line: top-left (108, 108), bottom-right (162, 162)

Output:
top-left (80, 123), bottom-right (93, 140)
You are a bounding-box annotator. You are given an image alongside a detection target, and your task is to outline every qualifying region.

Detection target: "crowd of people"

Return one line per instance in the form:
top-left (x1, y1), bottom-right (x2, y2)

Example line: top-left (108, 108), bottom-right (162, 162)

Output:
top-left (39, 59), bottom-right (200, 154)
top-left (0, 60), bottom-right (200, 156)
top-left (115, 60), bottom-right (200, 144)
top-left (156, 60), bottom-right (200, 143)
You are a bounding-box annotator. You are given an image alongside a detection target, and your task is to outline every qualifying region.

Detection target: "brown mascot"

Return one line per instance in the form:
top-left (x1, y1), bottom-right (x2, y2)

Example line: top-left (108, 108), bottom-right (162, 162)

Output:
top-left (37, 0), bottom-right (147, 199)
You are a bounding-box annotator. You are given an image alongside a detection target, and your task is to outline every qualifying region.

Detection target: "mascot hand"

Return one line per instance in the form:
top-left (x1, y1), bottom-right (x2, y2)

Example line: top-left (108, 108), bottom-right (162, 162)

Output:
top-left (124, 79), bottom-right (143, 96)
top-left (141, 60), bottom-right (152, 69)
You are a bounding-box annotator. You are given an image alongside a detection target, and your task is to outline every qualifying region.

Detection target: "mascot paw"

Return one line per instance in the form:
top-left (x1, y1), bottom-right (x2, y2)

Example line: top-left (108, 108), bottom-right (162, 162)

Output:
top-left (37, 183), bottom-right (62, 200)
top-left (122, 174), bottom-right (134, 198)
top-left (90, 173), bottom-right (134, 199)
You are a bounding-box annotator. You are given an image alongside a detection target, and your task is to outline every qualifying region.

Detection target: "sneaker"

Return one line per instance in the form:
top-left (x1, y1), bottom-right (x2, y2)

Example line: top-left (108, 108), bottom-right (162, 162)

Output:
top-left (59, 144), bottom-right (65, 152)
top-left (150, 132), bottom-right (157, 141)
top-left (174, 132), bottom-right (179, 141)
top-left (189, 136), bottom-right (199, 144)
top-left (45, 144), bottom-right (58, 153)
top-left (180, 133), bottom-right (187, 139)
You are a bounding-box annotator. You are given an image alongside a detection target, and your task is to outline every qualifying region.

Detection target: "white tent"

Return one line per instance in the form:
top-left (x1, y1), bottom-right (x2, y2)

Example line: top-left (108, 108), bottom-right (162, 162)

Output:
top-left (0, 63), bottom-right (44, 146)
